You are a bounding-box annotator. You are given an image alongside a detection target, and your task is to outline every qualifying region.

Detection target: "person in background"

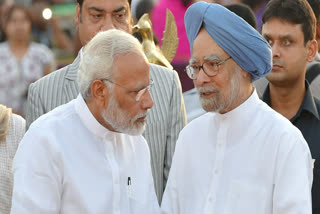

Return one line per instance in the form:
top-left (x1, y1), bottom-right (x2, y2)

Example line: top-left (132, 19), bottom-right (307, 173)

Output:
top-left (161, 2), bottom-right (312, 214)
top-left (226, 3), bottom-right (257, 29)
top-left (241, 0), bottom-right (269, 30)
top-left (259, 0), bottom-right (320, 212)
top-left (254, 0), bottom-right (320, 99)
top-left (0, 5), bottom-right (55, 116)
top-left (29, 0), bottom-right (73, 52)
top-left (0, 104), bottom-right (25, 214)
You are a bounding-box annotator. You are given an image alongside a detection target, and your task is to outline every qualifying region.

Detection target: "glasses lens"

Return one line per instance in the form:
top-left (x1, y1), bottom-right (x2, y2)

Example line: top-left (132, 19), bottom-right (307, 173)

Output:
top-left (203, 61), bottom-right (218, 76)
top-left (186, 66), bottom-right (196, 80)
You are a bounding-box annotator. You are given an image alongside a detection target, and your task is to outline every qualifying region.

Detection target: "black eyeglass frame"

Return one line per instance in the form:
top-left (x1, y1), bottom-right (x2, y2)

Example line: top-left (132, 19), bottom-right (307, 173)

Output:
top-left (185, 56), bottom-right (232, 80)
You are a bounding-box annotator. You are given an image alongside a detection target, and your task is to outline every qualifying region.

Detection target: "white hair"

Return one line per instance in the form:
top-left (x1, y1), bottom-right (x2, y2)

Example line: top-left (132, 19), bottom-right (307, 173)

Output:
top-left (77, 29), bottom-right (146, 100)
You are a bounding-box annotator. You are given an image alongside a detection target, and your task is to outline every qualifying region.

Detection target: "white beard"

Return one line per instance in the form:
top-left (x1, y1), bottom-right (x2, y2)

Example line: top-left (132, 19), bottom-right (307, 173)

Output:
top-left (197, 69), bottom-right (241, 113)
top-left (101, 93), bottom-right (148, 136)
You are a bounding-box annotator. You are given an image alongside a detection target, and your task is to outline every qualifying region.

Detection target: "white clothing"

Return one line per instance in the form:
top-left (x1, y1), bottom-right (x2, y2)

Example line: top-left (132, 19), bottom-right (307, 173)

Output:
top-left (161, 90), bottom-right (313, 214)
top-left (11, 94), bottom-right (160, 214)
top-left (0, 42), bottom-right (54, 116)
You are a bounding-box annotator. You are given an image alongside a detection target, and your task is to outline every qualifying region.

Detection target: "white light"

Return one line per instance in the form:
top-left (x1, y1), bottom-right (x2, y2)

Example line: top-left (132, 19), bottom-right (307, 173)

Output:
top-left (42, 8), bottom-right (52, 20)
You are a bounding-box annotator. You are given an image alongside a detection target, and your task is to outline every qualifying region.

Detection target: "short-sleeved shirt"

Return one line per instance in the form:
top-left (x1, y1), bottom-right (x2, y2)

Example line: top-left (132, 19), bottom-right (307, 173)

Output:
top-left (0, 42), bottom-right (55, 116)
top-left (262, 81), bottom-right (320, 213)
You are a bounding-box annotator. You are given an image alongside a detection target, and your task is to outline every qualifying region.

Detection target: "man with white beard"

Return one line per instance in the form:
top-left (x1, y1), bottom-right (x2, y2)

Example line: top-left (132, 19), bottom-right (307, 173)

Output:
top-left (161, 2), bottom-right (313, 214)
top-left (10, 29), bottom-right (160, 214)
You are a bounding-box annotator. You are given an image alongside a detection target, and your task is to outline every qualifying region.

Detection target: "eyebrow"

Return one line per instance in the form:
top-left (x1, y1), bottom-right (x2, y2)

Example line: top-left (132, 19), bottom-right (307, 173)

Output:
top-left (204, 55), bottom-right (220, 61)
top-left (113, 6), bottom-right (126, 13)
top-left (189, 57), bottom-right (198, 64)
top-left (263, 33), bottom-right (293, 41)
top-left (88, 7), bottom-right (105, 13)
top-left (88, 6), bottom-right (126, 13)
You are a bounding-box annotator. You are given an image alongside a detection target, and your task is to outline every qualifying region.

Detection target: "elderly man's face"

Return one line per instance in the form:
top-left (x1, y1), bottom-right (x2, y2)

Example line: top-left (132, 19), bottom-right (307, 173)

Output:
top-left (75, 0), bottom-right (132, 46)
top-left (101, 53), bottom-right (153, 135)
top-left (191, 29), bottom-right (242, 113)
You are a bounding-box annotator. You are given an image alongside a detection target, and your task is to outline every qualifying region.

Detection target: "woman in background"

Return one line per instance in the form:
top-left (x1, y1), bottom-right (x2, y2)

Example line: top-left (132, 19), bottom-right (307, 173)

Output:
top-left (0, 5), bottom-right (55, 116)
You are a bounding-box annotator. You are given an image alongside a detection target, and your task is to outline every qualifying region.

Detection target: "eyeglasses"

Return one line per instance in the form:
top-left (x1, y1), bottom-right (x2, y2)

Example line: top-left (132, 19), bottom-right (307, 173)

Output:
top-left (185, 56), bottom-right (232, 80)
top-left (101, 79), bottom-right (154, 102)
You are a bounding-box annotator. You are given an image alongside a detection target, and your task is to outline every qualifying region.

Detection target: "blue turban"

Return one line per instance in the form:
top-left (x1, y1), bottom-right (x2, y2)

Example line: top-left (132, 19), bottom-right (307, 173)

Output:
top-left (184, 2), bottom-right (272, 81)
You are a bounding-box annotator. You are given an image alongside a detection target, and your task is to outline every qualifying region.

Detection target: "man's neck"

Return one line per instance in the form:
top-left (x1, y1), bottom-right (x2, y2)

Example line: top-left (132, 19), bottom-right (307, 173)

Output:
top-left (269, 80), bottom-right (305, 120)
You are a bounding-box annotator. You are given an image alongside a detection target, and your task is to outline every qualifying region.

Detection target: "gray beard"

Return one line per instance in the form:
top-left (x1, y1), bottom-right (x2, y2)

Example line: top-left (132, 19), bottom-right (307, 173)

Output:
top-left (101, 94), bottom-right (148, 136)
top-left (197, 70), bottom-right (241, 113)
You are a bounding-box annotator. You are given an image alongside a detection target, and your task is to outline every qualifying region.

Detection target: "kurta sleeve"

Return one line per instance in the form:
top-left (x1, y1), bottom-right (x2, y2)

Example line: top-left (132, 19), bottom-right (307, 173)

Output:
top-left (272, 134), bottom-right (313, 214)
top-left (10, 128), bottom-right (63, 214)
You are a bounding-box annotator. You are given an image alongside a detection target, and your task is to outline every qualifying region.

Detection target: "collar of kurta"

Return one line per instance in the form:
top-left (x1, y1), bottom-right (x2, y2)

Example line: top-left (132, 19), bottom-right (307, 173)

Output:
top-left (262, 81), bottom-right (320, 121)
top-left (74, 94), bottom-right (120, 141)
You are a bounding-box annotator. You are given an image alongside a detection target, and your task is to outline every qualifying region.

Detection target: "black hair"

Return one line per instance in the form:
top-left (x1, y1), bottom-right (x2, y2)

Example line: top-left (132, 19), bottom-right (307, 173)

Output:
top-left (262, 0), bottom-right (316, 44)
top-left (226, 3), bottom-right (257, 29)
top-left (135, 0), bottom-right (154, 20)
top-left (77, 0), bottom-right (132, 8)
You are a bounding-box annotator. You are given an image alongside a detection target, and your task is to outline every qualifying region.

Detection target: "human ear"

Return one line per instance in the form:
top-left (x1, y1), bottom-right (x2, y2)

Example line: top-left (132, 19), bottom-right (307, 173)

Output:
top-left (90, 80), bottom-right (109, 107)
top-left (306, 39), bottom-right (318, 62)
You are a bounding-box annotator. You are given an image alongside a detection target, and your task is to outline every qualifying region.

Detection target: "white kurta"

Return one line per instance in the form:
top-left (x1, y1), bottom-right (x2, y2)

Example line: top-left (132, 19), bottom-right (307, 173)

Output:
top-left (11, 94), bottom-right (160, 214)
top-left (161, 90), bottom-right (313, 214)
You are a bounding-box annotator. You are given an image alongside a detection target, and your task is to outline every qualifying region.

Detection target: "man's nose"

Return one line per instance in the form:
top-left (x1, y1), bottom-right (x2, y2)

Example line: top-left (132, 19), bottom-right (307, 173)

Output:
top-left (272, 43), bottom-right (281, 58)
top-left (141, 90), bottom-right (154, 110)
top-left (100, 15), bottom-right (115, 31)
top-left (194, 68), bottom-right (211, 87)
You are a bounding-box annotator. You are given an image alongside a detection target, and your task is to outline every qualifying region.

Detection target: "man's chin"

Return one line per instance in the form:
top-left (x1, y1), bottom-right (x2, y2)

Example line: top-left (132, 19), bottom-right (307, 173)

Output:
top-left (124, 122), bottom-right (146, 136)
top-left (200, 98), bottom-right (221, 112)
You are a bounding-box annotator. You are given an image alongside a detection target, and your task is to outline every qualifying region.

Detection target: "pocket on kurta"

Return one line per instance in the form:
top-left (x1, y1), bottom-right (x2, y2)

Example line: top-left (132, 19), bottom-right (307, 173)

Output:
top-left (224, 180), bottom-right (267, 214)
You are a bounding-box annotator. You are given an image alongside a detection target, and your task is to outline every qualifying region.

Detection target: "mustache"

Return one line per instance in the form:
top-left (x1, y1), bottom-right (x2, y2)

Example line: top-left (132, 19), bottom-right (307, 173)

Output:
top-left (272, 59), bottom-right (284, 67)
top-left (133, 110), bottom-right (149, 121)
top-left (196, 86), bottom-right (219, 94)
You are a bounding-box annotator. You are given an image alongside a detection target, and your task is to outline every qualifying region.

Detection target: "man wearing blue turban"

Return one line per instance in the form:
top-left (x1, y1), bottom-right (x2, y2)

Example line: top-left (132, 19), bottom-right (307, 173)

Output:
top-left (161, 2), bottom-right (313, 214)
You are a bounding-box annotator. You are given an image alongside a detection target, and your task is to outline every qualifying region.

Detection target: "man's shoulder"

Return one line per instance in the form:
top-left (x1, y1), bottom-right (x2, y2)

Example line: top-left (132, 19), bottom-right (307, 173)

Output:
top-left (30, 65), bottom-right (71, 92)
top-left (257, 102), bottom-right (307, 143)
top-left (150, 63), bottom-right (175, 79)
top-left (29, 99), bottom-right (76, 131)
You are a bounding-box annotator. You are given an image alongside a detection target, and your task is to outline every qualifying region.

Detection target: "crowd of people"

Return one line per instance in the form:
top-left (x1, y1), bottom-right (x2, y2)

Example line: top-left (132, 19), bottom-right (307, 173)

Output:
top-left (1, 0), bottom-right (320, 213)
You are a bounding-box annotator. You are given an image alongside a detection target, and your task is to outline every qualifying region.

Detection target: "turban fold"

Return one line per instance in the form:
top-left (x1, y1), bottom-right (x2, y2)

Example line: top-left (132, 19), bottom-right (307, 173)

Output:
top-left (184, 2), bottom-right (272, 81)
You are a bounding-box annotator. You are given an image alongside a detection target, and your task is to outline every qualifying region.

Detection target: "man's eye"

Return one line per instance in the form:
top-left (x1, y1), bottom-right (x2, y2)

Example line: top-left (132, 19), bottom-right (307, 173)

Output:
top-left (266, 39), bottom-right (273, 45)
top-left (207, 61), bottom-right (218, 67)
top-left (191, 65), bottom-right (199, 70)
top-left (114, 11), bottom-right (126, 19)
top-left (91, 14), bottom-right (102, 19)
top-left (282, 39), bottom-right (291, 46)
